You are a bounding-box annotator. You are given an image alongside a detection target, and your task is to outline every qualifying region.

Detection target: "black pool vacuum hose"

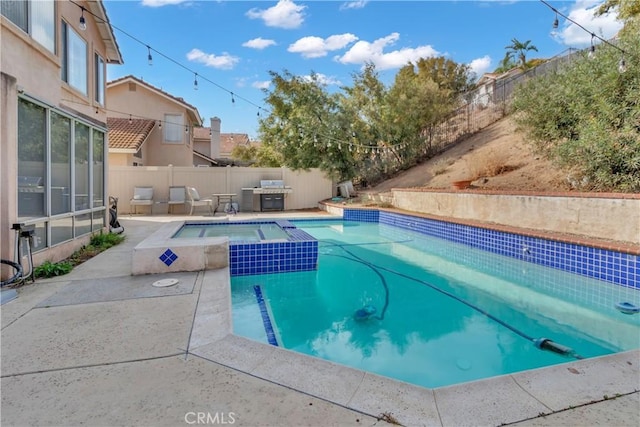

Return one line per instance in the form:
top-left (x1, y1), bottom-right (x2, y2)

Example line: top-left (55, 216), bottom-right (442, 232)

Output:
top-left (320, 240), bottom-right (584, 360)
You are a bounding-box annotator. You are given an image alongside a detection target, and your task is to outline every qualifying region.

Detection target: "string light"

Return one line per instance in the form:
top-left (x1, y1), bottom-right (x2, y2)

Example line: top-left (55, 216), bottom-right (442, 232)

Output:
top-left (539, 0), bottom-right (627, 58)
top-left (194, 73), bottom-right (198, 91)
top-left (588, 33), bottom-right (596, 59)
top-left (231, 92), bottom-right (235, 105)
top-left (79, 7), bottom-right (86, 30)
top-left (618, 58), bottom-right (627, 73)
top-left (185, 125), bottom-right (189, 134)
top-left (552, 11), bottom-right (558, 29)
top-left (128, 114), bottom-right (132, 124)
top-left (67, 0), bottom-right (267, 116)
top-left (147, 46), bottom-right (153, 66)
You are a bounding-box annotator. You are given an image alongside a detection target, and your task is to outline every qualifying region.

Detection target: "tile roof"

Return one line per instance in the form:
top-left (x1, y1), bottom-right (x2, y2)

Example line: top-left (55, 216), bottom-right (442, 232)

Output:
top-left (221, 133), bottom-right (251, 154)
top-left (107, 118), bottom-right (156, 151)
top-left (193, 127), bottom-right (211, 139)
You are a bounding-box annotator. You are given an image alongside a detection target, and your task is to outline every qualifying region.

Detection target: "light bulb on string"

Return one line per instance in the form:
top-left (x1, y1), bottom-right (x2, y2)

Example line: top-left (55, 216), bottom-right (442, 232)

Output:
top-left (194, 73), bottom-right (198, 91)
top-left (552, 11), bottom-right (559, 29)
top-left (128, 114), bottom-right (132, 124)
top-left (588, 34), bottom-right (596, 59)
top-left (231, 92), bottom-right (235, 105)
top-left (79, 7), bottom-right (86, 30)
top-left (147, 46), bottom-right (153, 66)
top-left (618, 58), bottom-right (627, 73)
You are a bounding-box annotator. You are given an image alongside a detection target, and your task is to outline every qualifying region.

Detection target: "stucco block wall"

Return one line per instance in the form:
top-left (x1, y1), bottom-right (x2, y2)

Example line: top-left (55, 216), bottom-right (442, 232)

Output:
top-left (392, 190), bottom-right (640, 245)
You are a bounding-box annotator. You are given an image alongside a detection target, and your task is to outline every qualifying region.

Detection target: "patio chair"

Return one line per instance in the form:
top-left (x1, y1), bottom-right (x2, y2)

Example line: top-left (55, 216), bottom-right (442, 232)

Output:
top-left (130, 186), bottom-right (154, 214)
top-left (185, 187), bottom-right (213, 215)
top-left (168, 186), bottom-right (186, 214)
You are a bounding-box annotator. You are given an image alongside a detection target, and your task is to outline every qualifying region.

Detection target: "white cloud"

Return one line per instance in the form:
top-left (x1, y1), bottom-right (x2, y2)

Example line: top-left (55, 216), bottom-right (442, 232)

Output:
top-left (340, 1), bottom-right (368, 10)
top-left (246, 0), bottom-right (306, 29)
top-left (252, 80), bottom-right (271, 90)
top-left (186, 48), bottom-right (239, 70)
top-left (335, 32), bottom-right (439, 71)
top-left (243, 38), bottom-right (277, 50)
top-left (303, 74), bottom-right (342, 86)
top-left (555, 0), bottom-right (622, 47)
top-left (141, 0), bottom-right (189, 7)
top-left (468, 55), bottom-right (492, 78)
top-left (288, 34), bottom-right (358, 58)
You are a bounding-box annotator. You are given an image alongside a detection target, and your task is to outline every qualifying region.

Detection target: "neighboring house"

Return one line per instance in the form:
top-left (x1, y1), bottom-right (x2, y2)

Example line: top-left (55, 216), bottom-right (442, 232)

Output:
top-left (106, 75), bottom-right (203, 166)
top-left (193, 117), bottom-right (253, 166)
top-left (472, 68), bottom-right (523, 108)
top-left (1, 0), bottom-right (123, 268)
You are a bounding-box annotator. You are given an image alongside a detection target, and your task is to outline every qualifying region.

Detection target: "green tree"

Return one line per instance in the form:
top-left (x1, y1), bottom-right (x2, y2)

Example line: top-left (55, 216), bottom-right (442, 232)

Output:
top-left (258, 70), bottom-right (355, 180)
top-left (258, 58), bottom-right (473, 184)
top-left (505, 38), bottom-right (538, 68)
top-left (494, 52), bottom-right (518, 73)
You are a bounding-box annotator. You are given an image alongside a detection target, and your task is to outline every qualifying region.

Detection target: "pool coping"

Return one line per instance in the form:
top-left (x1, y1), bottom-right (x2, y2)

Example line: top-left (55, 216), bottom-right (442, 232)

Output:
top-left (188, 267), bottom-right (640, 427)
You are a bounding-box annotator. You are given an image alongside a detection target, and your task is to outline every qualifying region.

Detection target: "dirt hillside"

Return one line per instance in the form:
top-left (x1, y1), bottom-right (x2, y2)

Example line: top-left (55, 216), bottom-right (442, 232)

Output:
top-left (368, 117), bottom-right (570, 193)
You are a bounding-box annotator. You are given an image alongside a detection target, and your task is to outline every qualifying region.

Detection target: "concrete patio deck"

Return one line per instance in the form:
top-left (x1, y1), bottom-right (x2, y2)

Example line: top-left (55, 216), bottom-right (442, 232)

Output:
top-left (1, 212), bottom-right (638, 426)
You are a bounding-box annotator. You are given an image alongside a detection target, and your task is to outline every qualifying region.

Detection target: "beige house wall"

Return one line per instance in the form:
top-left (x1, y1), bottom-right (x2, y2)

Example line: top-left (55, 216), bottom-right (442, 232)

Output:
top-left (107, 83), bottom-right (197, 167)
top-left (1, 0), bottom-right (120, 274)
top-left (392, 190), bottom-right (640, 245)
top-left (109, 166), bottom-right (333, 214)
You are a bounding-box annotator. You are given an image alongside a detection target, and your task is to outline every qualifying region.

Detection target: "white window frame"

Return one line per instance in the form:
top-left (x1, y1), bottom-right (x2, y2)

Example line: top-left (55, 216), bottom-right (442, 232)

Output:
top-left (1, 0), bottom-right (55, 53)
top-left (95, 53), bottom-right (105, 105)
top-left (164, 114), bottom-right (183, 144)
top-left (62, 21), bottom-right (88, 96)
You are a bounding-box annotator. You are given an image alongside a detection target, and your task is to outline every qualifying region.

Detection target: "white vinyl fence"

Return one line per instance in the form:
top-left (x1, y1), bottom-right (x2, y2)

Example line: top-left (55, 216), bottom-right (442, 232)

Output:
top-left (108, 166), bottom-right (334, 214)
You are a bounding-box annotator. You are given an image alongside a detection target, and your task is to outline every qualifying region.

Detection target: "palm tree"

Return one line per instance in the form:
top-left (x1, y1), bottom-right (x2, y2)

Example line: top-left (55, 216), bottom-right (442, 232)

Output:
top-left (494, 52), bottom-right (517, 73)
top-left (505, 38), bottom-right (538, 68)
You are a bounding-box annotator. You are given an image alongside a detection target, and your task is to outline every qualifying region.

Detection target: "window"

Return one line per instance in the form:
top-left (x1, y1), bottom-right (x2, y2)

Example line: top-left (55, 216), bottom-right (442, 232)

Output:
top-left (1, 0), bottom-right (54, 53)
top-left (74, 122), bottom-right (90, 210)
top-left (92, 129), bottom-right (104, 208)
top-left (62, 21), bottom-right (87, 95)
top-left (17, 98), bottom-right (107, 250)
top-left (17, 99), bottom-right (46, 219)
top-left (164, 114), bottom-right (183, 143)
top-left (95, 54), bottom-right (105, 104)
top-left (51, 111), bottom-right (71, 215)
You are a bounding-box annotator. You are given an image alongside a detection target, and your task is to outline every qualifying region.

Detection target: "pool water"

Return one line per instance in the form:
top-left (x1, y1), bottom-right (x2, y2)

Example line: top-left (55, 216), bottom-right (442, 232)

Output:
top-left (231, 220), bottom-right (640, 388)
top-left (173, 222), bottom-right (290, 242)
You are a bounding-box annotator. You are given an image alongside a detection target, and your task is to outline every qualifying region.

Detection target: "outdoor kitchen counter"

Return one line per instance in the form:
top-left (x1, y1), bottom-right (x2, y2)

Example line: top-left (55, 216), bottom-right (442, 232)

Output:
top-left (241, 186), bottom-right (293, 212)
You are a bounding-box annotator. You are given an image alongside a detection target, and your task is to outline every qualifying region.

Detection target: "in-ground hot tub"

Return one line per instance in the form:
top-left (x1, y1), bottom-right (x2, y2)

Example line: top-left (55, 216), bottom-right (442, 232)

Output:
top-left (131, 220), bottom-right (318, 276)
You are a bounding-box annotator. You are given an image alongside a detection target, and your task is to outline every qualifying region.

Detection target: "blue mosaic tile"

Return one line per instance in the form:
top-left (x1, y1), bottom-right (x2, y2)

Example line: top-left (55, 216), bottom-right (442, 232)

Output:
top-left (159, 249), bottom-right (178, 266)
top-left (342, 208), bottom-right (638, 290)
top-left (252, 285), bottom-right (279, 345)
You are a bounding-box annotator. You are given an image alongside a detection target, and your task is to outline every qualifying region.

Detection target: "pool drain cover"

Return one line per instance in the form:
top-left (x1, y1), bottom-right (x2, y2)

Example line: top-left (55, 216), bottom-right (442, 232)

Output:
top-left (152, 278), bottom-right (179, 288)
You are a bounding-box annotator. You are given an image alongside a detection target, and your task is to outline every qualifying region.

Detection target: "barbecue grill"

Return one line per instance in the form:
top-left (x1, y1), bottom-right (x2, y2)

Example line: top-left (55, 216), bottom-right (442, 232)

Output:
top-left (241, 180), bottom-right (293, 212)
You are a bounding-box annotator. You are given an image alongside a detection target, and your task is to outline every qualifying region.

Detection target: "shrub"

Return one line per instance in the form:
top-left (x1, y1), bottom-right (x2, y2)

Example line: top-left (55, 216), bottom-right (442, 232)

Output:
top-left (512, 38), bottom-right (640, 192)
top-left (34, 260), bottom-right (73, 278)
top-left (34, 232), bottom-right (125, 279)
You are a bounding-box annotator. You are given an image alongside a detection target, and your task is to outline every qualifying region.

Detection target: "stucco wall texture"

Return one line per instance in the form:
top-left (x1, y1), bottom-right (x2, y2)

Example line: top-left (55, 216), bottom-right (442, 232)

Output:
top-left (392, 190), bottom-right (640, 245)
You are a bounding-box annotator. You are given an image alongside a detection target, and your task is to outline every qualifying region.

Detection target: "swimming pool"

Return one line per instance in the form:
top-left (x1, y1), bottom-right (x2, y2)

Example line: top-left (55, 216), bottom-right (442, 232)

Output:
top-left (231, 219), bottom-right (640, 388)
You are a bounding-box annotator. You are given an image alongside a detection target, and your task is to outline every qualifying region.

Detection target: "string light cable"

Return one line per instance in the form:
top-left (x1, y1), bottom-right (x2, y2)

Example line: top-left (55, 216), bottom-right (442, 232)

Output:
top-left (67, 0), bottom-right (269, 117)
top-left (538, 0), bottom-right (632, 63)
top-left (66, 0), bottom-right (470, 154)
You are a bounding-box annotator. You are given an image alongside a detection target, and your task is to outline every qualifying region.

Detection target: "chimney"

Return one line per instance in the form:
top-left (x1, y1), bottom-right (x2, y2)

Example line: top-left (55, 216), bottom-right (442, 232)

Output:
top-left (210, 117), bottom-right (221, 159)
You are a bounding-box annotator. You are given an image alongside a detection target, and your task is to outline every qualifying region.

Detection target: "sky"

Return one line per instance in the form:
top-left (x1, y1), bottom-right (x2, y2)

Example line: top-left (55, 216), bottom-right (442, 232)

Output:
top-left (102, 0), bottom-right (623, 139)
